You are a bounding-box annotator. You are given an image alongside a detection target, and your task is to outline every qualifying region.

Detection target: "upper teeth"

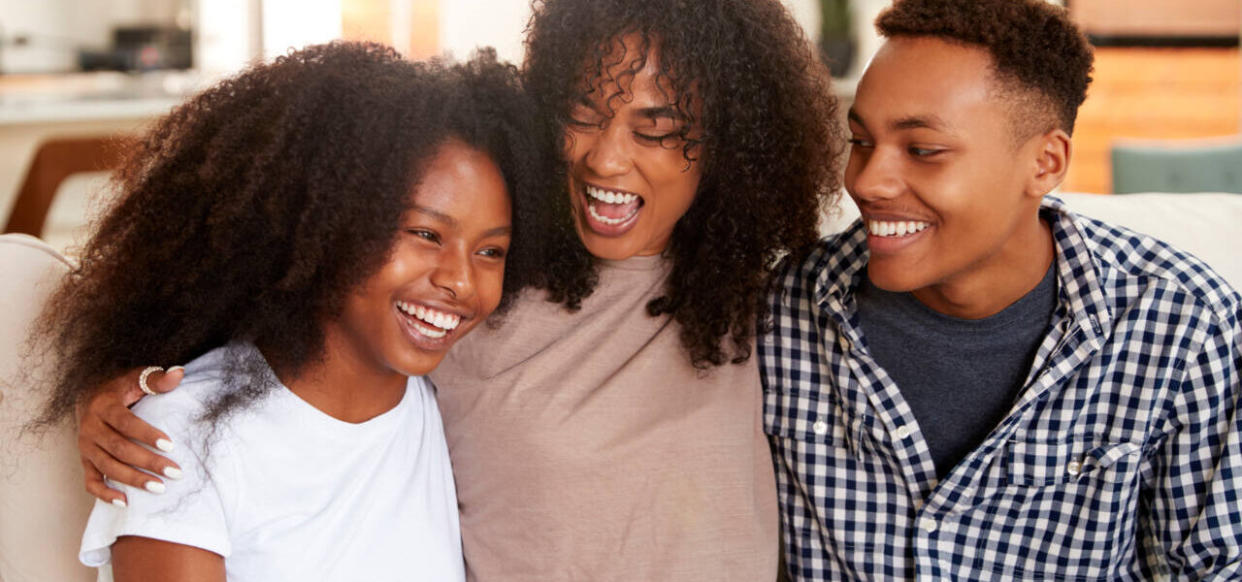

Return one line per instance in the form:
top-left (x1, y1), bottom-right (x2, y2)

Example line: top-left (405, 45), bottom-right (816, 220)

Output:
top-left (868, 220), bottom-right (930, 237)
top-left (586, 185), bottom-right (638, 205)
top-left (396, 301), bottom-right (461, 332)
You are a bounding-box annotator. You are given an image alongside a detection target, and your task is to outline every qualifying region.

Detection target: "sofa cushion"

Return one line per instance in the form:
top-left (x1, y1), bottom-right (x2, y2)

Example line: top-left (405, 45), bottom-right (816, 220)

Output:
top-left (0, 234), bottom-right (96, 582)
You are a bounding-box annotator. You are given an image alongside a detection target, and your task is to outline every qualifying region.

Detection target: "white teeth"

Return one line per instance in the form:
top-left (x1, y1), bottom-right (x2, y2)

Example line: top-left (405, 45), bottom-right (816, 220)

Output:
top-left (587, 204), bottom-right (637, 226)
top-left (867, 220), bottom-right (930, 238)
top-left (412, 321), bottom-right (446, 339)
top-left (396, 301), bottom-right (461, 334)
top-left (585, 185), bottom-right (638, 205)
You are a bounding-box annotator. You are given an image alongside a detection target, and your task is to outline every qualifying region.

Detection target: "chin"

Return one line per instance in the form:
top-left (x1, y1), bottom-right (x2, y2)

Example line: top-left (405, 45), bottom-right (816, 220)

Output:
top-left (575, 223), bottom-right (642, 261)
top-left (395, 352), bottom-right (447, 378)
top-left (866, 265), bottom-right (925, 294)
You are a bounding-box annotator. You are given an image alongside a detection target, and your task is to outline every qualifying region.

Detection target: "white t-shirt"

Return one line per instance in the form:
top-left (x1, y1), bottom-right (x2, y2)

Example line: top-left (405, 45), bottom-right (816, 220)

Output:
top-left (79, 345), bottom-right (464, 581)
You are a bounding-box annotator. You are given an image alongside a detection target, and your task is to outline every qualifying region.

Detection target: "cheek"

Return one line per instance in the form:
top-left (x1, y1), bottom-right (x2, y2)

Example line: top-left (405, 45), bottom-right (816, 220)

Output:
top-left (563, 131), bottom-right (588, 166)
top-left (477, 266), bottom-right (507, 312)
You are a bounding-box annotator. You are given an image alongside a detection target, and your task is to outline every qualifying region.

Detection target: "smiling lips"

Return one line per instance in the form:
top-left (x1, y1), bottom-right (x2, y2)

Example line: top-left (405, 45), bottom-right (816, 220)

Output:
top-left (584, 184), bottom-right (642, 228)
top-left (866, 219), bottom-right (931, 238)
top-left (396, 300), bottom-right (461, 340)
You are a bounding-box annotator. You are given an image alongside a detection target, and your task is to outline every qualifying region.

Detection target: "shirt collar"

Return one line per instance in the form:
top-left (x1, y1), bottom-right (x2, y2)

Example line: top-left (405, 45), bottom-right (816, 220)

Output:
top-left (813, 196), bottom-right (1113, 338)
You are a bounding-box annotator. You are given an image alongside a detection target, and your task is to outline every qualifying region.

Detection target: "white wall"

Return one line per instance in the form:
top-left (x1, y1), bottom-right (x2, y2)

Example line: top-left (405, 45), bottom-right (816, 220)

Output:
top-left (438, 0), bottom-right (528, 63)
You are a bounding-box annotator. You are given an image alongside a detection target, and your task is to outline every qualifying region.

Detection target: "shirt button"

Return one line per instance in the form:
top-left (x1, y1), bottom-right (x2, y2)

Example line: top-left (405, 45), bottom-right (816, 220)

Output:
top-left (895, 425), bottom-right (914, 440)
top-left (919, 517), bottom-right (938, 533)
top-left (812, 420), bottom-right (828, 435)
top-left (1067, 460), bottom-right (1082, 476)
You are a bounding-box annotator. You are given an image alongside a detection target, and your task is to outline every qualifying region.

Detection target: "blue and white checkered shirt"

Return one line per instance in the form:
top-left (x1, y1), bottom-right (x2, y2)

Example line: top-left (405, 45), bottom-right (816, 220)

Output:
top-left (761, 197), bottom-right (1242, 581)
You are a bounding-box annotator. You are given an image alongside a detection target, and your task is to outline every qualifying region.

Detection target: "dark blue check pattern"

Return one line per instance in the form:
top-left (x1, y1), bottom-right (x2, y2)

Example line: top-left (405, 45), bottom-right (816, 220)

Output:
top-left (761, 197), bottom-right (1242, 580)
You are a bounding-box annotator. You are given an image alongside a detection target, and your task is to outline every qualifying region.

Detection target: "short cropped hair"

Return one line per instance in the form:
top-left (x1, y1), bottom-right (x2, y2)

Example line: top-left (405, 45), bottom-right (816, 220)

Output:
top-left (876, 0), bottom-right (1094, 136)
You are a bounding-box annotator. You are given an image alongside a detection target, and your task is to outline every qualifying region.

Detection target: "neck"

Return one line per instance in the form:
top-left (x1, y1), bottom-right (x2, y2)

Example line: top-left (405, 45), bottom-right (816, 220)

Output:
top-left (264, 334), bottom-right (407, 424)
top-left (911, 215), bottom-right (1055, 320)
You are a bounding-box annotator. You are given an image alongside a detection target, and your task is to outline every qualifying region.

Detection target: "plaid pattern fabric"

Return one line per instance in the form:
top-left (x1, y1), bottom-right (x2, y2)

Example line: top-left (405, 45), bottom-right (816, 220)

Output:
top-left (761, 197), bottom-right (1242, 581)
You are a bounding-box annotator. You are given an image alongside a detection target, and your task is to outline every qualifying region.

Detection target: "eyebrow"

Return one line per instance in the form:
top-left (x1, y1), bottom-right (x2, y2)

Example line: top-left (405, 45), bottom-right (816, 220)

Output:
top-left (637, 105), bottom-right (685, 122)
top-left (848, 108), bottom-right (952, 133)
top-left (411, 205), bottom-right (511, 238)
top-left (576, 90), bottom-right (684, 118)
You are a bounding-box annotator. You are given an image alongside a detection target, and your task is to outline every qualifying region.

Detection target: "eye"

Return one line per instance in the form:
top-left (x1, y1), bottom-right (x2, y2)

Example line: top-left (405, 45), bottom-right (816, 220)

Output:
top-left (477, 247), bottom-right (508, 260)
top-left (407, 228), bottom-right (440, 244)
top-left (848, 137), bottom-right (874, 149)
top-left (908, 146), bottom-right (943, 158)
top-left (634, 131), bottom-right (677, 144)
top-left (567, 104), bottom-right (603, 129)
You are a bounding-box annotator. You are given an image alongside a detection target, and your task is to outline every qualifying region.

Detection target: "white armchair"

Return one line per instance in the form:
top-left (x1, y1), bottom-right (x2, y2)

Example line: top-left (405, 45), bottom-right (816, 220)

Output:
top-left (0, 234), bottom-right (95, 582)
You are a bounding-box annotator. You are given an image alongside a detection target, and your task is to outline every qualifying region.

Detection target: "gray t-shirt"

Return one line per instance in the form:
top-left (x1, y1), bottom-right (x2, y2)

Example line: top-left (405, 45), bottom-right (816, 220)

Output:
top-left (856, 265), bottom-right (1056, 478)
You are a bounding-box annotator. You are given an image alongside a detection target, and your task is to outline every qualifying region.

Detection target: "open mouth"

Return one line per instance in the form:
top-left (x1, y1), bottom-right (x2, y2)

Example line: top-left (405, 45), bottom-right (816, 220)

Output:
top-left (395, 300), bottom-right (461, 340)
top-left (866, 219), bottom-right (931, 238)
top-left (581, 183), bottom-right (643, 233)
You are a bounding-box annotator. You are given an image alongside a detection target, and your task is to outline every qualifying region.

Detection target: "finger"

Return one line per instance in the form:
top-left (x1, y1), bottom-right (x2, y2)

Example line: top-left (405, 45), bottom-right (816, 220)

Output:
top-left (89, 413), bottom-right (181, 479)
top-left (91, 385), bottom-right (174, 452)
top-left (149, 366), bottom-right (185, 394)
top-left (83, 442), bottom-right (168, 494)
top-left (109, 368), bottom-right (152, 409)
top-left (82, 460), bottom-right (128, 507)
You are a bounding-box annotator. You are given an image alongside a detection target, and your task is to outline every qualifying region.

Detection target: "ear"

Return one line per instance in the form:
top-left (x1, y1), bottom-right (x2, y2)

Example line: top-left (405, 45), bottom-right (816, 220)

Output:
top-left (1026, 128), bottom-right (1071, 199)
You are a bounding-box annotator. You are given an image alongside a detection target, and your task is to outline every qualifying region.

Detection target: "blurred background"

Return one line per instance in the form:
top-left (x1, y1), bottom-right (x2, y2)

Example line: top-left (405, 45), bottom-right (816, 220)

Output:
top-left (1, 0), bottom-right (1238, 253)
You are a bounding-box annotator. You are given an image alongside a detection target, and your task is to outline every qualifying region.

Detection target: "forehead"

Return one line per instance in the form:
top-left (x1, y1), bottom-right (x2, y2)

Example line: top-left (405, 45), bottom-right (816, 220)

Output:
top-left (412, 142), bottom-right (510, 220)
top-left (852, 36), bottom-right (1006, 133)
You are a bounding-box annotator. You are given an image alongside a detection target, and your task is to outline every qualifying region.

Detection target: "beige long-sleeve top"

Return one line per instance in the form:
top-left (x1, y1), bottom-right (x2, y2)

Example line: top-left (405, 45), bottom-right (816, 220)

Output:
top-left (430, 254), bottom-right (778, 581)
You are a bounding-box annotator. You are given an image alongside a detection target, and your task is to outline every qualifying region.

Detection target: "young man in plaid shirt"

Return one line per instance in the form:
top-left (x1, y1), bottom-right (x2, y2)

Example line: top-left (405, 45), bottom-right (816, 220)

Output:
top-left (761, 0), bottom-right (1242, 579)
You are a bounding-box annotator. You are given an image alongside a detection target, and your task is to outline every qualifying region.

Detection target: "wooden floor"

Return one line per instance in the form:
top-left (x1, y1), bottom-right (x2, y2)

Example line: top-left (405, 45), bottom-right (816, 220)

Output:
top-left (1066, 47), bottom-right (1240, 193)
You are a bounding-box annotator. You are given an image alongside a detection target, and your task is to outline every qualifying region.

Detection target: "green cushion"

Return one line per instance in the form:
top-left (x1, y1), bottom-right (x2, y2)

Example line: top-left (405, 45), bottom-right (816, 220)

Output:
top-left (1111, 141), bottom-right (1242, 194)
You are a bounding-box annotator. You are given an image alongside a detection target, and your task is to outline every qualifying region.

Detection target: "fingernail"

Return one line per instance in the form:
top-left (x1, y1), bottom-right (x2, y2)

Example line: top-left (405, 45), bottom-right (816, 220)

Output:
top-left (145, 481), bottom-right (166, 494)
top-left (168, 366), bottom-right (185, 374)
top-left (156, 439), bottom-right (174, 452)
top-left (163, 466), bottom-right (183, 479)
top-left (112, 498), bottom-right (127, 508)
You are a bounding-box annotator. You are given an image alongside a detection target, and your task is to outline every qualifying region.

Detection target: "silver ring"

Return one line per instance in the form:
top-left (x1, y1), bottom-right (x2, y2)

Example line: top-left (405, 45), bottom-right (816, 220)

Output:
top-left (138, 366), bottom-right (164, 396)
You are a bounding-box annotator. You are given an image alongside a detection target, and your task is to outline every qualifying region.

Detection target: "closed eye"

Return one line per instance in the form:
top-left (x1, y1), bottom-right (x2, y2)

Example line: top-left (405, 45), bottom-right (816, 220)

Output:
top-left (634, 131), bottom-right (678, 144)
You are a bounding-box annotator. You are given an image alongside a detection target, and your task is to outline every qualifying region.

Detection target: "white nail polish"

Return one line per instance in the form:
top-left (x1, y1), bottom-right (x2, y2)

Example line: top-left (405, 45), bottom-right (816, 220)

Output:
top-left (164, 466), bottom-right (183, 479)
top-left (168, 366), bottom-right (185, 374)
top-left (112, 498), bottom-right (127, 508)
top-left (156, 439), bottom-right (174, 452)
top-left (145, 481), bottom-right (166, 494)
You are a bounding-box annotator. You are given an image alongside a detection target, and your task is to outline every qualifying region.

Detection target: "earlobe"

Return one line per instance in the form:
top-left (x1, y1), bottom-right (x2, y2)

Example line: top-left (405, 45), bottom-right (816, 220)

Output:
top-left (1029, 129), bottom-right (1071, 197)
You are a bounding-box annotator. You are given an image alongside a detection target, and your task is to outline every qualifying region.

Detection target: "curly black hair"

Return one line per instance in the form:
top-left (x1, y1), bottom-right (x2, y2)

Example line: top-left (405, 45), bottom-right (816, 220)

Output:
top-left (33, 41), bottom-right (546, 426)
top-left (522, 0), bottom-right (844, 369)
top-left (876, 0), bottom-right (1094, 136)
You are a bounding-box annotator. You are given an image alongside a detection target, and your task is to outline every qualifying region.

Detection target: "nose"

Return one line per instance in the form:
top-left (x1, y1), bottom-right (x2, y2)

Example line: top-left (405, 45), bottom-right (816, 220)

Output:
top-left (429, 246), bottom-right (475, 301)
top-left (845, 146), bottom-right (903, 202)
top-left (581, 123), bottom-right (633, 178)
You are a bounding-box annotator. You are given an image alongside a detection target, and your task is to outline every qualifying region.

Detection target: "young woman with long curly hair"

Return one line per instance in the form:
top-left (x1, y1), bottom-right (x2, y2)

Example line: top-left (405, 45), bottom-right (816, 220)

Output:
top-left (70, 0), bottom-right (843, 578)
top-left (31, 42), bottom-right (542, 580)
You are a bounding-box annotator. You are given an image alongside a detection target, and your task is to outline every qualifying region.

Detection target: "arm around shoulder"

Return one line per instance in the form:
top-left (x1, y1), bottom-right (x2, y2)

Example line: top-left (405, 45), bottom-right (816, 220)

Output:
top-left (111, 536), bottom-right (225, 582)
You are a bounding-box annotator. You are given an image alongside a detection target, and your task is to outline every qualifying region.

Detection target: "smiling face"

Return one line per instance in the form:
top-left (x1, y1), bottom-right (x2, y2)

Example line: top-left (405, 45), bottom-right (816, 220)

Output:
top-left (563, 34), bottom-right (704, 260)
top-left (845, 36), bottom-right (1064, 319)
top-left (323, 140), bottom-right (511, 383)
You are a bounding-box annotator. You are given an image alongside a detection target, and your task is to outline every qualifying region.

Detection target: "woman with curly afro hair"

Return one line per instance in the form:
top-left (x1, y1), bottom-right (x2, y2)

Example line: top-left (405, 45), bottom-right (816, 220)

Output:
top-left (426, 0), bottom-right (843, 578)
top-left (72, 0), bottom-right (842, 578)
top-left (34, 41), bottom-right (543, 579)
